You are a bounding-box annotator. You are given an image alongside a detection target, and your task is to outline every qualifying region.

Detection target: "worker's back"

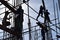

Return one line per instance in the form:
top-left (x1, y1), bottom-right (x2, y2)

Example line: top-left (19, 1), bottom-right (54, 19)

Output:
top-left (16, 6), bottom-right (24, 22)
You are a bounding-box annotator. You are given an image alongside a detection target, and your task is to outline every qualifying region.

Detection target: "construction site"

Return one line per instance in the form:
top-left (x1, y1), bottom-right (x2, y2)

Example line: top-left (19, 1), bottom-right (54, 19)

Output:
top-left (0, 0), bottom-right (60, 40)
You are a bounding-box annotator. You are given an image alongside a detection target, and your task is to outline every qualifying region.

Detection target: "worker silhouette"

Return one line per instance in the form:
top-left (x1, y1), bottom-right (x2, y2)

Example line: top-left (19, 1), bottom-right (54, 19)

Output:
top-left (44, 10), bottom-right (51, 24)
top-left (36, 5), bottom-right (44, 20)
top-left (41, 29), bottom-right (45, 40)
top-left (15, 6), bottom-right (24, 40)
top-left (23, 0), bottom-right (26, 3)
top-left (2, 11), bottom-right (11, 26)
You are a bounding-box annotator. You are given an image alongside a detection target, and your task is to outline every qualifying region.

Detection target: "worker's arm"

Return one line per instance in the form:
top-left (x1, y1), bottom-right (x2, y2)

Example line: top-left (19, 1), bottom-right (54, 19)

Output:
top-left (36, 10), bottom-right (41, 20)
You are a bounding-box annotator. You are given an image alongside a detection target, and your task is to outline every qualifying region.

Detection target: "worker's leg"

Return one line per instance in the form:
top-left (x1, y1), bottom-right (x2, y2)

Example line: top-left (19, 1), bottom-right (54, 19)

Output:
top-left (19, 22), bottom-right (23, 40)
top-left (47, 16), bottom-right (52, 23)
top-left (41, 29), bottom-right (45, 40)
top-left (44, 17), bottom-right (46, 24)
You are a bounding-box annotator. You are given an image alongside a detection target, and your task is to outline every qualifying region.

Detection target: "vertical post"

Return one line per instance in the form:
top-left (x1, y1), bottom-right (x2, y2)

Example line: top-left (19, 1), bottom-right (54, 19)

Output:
top-left (42, 0), bottom-right (46, 10)
top-left (3, 31), bottom-right (5, 40)
top-left (3, 4), bottom-right (7, 40)
top-left (56, 2), bottom-right (60, 31)
top-left (41, 0), bottom-right (46, 40)
top-left (27, 1), bottom-right (31, 40)
top-left (56, 2), bottom-right (60, 39)
top-left (34, 27), bottom-right (38, 40)
top-left (28, 19), bottom-right (31, 40)
top-left (53, 0), bottom-right (58, 40)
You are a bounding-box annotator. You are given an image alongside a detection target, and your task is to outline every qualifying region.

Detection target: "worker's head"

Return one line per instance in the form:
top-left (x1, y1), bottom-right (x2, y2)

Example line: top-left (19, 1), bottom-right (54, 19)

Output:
top-left (46, 10), bottom-right (48, 12)
top-left (40, 5), bottom-right (44, 9)
top-left (40, 5), bottom-right (43, 8)
top-left (19, 6), bottom-right (22, 9)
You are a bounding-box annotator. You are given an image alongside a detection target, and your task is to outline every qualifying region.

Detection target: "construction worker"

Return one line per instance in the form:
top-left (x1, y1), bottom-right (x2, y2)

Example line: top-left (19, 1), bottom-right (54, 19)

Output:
top-left (2, 11), bottom-right (11, 26)
top-left (36, 5), bottom-right (44, 20)
top-left (15, 5), bottom-right (24, 40)
top-left (44, 10), bottom-right (51, 24)
top-left (23, 0), bottom-right (26, 3)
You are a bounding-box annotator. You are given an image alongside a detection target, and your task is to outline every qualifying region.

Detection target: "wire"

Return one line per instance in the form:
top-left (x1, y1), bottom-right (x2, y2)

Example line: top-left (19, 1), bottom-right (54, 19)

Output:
top-left (25, 3), bottom-right (38, 14)
top-left (23, 25), bottom-right (38, 31)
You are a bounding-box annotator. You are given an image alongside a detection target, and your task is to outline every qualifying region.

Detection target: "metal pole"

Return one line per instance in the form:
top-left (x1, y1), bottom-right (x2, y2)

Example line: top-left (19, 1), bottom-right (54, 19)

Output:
top-left (42, 0), bottom-right (46, 40)
top-left (3, 4), bottom-right (7, 40)
top-left (27, 1), bottom-right (31, 40)
top-left (56, 3), bottom-right (60, 31)
top-left (34, 27), bottom-right (38, 40)
top-left (42, 0), bottom-right (46, 10)
top-left (53, 0), bottom-right (58, 40)
top-left (42, 0), bottom-right (53, 40)
top-left (56, 2), bottom-right (60, 39)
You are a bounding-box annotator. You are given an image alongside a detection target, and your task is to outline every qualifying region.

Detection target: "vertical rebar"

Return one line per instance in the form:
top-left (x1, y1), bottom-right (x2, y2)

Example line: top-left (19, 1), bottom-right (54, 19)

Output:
top-left (42, 0), bottom-right (46, 40)
top-left (56, 2), bottom-right (60, 32)
top-left (3, 5), bottom-right (7, 40)
top-left (53, 0), bottom-right (58, 40)
top-left (27, 1), bottom-right (31, 40)
top-left (34, 27), bottom-right (38, 40)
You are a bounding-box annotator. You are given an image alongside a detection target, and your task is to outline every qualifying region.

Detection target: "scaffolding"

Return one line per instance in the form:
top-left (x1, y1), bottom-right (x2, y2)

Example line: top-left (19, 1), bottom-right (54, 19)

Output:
top-left (0, 0), bottom-right (60, 40)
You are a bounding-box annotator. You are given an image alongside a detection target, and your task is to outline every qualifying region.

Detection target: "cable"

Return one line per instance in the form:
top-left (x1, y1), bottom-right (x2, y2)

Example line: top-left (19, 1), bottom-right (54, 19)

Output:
top-left (50, 22), bottom-right (60, 29)
top-left (23, 25), bottom-right (38, 31)
top-left (25, 3), bottom-right (38, 14)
